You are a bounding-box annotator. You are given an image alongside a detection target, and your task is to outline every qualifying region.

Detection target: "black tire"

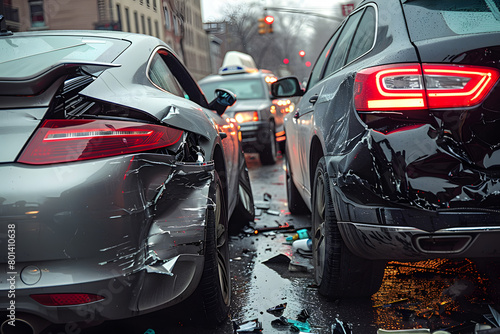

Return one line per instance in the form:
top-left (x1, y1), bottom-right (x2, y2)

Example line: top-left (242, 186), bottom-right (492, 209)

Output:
top-left (312, 157), bottom-right (385, 299)
top-left (285, 155), bottom-right (308, 215)
top-left (189, 170), bottom-right (231, 326)
top-left (229, 153), bottom-right (255, 233)
top-left (259, 122), bottom-right (277, 165)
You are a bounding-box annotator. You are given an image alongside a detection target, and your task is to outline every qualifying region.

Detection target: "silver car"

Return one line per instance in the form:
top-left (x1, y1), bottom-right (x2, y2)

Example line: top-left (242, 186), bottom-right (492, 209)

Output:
top-left (0, 30), bottom-right (255, 332)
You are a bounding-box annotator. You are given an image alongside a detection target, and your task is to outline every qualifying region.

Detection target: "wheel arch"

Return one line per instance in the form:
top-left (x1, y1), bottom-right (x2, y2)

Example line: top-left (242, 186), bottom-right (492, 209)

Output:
top-left (309, 135), bottom-right (324, 193)
top-left (212, 143), bottom-right (228, 211)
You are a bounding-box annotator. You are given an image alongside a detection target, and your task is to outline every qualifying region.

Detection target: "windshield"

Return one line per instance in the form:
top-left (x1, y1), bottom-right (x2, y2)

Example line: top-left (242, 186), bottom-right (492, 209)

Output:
top-left (0, 35), bottom-right (130, 79)
top-left (403, 0), bottom-right (500, 41)
top-left (199, 78), bottom-right (266, 101)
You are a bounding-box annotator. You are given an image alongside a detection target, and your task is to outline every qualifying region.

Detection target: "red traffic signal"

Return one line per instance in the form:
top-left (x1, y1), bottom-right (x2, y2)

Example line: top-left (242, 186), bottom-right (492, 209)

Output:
top-left (299, 50), bottom-right (306, 57)
top-left (265, 15), bottom-right (274, 24)
top-left (283, 58), bottom-right (289, 65)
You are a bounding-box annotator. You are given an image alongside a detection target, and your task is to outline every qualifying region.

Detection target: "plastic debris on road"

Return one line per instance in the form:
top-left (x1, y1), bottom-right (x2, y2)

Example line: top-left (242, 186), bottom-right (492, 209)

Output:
top-left (331, 317), bottom-right (353, 334)
top-left (266, 303), bottom-right (287, 316)
top-left (232, 318), bottom-right (263, 333)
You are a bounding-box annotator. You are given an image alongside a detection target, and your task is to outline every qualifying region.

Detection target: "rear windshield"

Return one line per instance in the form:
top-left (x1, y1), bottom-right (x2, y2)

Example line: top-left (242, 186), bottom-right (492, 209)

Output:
top-left (199, 78), bottom-right (266, 101)
top-left (0, 35), bottom-right (130, 79)
top-left (403, 0), bottom-right (500, 41)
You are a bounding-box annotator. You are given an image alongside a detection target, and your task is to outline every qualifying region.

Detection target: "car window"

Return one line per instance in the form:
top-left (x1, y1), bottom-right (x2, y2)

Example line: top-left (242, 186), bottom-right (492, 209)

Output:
top-left (403, 0), bottom-right (500, 41)
top-left (148, 51), bottom-right (186, 98)
top-left (0, 36), bottom-right (130, 79)
top-left (199, 78), bottom-right (266, 101)
top-left (345, 6), bottom-right (376, 64)
top-left (323, 9), bottom-right (364, 77)
top-left (307, 32), bottom-right (338, 89)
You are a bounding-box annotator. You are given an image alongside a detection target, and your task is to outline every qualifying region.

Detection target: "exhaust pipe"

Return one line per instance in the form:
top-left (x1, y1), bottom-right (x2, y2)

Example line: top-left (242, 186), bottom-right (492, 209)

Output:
top-left (1, 313), bottom-right (50, 334)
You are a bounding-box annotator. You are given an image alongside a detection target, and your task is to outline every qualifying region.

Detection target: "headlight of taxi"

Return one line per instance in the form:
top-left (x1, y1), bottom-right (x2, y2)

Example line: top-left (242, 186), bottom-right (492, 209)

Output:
top-left (235, 111), bottom-right (259, 123)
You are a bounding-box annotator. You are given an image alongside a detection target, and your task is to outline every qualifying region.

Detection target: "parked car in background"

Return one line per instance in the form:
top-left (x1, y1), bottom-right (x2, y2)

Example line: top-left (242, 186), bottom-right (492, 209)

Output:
top-left (272, 0), bottom-right (500, 299)
top-left (199, 54), bottom-right (294, 165)
top-left (0, 30), bottom-right (255, 332)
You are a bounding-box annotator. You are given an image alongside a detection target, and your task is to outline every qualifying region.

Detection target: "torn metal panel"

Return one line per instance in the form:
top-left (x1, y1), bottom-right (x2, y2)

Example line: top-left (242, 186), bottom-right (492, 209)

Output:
top-left (80, 64), bottom-right (215, 141)
top-left (322, 77), bottom-right (500, 214)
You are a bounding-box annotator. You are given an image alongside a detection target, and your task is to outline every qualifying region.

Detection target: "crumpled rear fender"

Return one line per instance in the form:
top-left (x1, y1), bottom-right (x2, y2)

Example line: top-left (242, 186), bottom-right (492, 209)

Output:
top-left (320, 77), bottom-right (500, 214)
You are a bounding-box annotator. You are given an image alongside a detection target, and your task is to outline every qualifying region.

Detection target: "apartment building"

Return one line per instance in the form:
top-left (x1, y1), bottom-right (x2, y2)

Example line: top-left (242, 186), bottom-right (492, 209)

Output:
top-left (2, 0), bottom-right (211, 80)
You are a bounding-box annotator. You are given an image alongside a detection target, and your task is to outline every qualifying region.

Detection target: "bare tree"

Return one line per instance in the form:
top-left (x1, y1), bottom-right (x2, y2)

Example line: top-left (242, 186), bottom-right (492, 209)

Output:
top-left (220, 2), bottom-right (311, 76)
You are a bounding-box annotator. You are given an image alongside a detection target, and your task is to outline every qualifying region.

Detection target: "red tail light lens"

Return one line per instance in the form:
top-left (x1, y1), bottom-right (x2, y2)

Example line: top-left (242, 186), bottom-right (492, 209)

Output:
top-left (424, 64), bottom-right (500, 108)
top-left (354, 64), bottom-right (426, 110)
top-left (18, 119), bottom-right (183, 165)
top-left (31, 293), bottom-right (105, 306)
top-left (354, 63), bottom-right (500, 111)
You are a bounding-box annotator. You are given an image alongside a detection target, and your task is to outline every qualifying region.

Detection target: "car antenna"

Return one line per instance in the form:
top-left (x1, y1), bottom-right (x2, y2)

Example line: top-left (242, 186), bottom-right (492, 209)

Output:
top-left (0, 15), bottom-right (14, 36)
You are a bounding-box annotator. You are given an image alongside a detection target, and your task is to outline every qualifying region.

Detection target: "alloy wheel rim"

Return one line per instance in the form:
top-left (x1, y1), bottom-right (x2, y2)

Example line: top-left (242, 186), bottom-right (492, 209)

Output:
top-left (215, 182), bottom-right (230, 304)
top-left (314, 173), bottom-right (326, 283)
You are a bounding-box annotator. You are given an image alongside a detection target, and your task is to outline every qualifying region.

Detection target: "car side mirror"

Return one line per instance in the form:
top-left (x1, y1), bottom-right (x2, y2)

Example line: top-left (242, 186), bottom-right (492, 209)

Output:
top-left (209, 89), bottom-right (237, 116)
top-left (271, 77), bottom-right (305, 98)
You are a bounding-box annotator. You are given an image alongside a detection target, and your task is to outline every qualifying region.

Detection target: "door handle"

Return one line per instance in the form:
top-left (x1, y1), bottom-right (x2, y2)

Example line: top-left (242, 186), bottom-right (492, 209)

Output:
top-left (309, 95), bottom-right (319, 104)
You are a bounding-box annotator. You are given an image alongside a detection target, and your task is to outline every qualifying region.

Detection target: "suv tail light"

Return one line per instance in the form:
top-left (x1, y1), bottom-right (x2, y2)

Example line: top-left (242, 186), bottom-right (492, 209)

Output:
top-left (354, 63), bottom-right (500, 111)
top-left (18, 119), bottom-right (183, 165)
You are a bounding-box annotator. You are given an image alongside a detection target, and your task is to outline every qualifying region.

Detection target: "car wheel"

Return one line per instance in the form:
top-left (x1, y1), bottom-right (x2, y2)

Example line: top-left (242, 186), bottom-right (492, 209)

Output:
top-left (191, 170), bottom-right (231, 326)
top-left (259, 122), bottom-right (277, 165)
top-left (229, 154), bottom-right (255, 233)
top-left (285, 156), bottom-right (308, 214)
top-left (312, 157), bottom-right (385, 299)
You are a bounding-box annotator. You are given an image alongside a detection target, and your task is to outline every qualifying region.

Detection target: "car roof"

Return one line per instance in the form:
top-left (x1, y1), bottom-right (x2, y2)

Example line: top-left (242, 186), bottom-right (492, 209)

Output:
top-left (199, 68), bottom-right (276, 84)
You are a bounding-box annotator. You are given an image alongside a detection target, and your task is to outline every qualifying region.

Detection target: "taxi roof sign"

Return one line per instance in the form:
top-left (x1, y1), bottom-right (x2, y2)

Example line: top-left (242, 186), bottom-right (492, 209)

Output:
top-left (219, 51), bottom-right (258, 74)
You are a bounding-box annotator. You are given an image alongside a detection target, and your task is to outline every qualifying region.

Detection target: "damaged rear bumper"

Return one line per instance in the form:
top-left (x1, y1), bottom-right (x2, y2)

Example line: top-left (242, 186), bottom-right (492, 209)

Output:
top-left (338, 220), bottom-right (500, 261)
top-left (323, 123), bottom-right (500, 261)
top-left (0, 153), bottom-right (214, 324)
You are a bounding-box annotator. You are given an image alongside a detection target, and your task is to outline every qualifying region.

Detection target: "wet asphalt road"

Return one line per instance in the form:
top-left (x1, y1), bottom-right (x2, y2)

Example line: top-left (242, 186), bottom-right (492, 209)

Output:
top-left (73, 153), bottom-right (500, 334)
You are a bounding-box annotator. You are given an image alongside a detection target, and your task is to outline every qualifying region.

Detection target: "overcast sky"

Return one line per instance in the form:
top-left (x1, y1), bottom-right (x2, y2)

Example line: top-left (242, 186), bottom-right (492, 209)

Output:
top-left (200, 0), bottom-right (355, 22)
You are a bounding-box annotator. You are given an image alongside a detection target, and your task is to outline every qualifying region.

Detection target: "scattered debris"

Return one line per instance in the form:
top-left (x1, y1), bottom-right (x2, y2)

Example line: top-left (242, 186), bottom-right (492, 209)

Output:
top-left (263, 253), bottom-right (290, 265)
top-left (232, 318), bottom-right (263, 333)
top-left (331, 318), bottom-right (353, 334)
top-left (266, 303), bottom-right (287, 316)
top-left (486, 305), bottom-right (500, 327)
top-left (271, 316), bottom-right (290, 329)
top-left (266, 209), bottom-right (281, 216)
top-left (254, 201), bottom-right (271, 210)
top-left (286, 228), bottom-right (310, 243)
top-left (252, 222), bottom-right (295, 234)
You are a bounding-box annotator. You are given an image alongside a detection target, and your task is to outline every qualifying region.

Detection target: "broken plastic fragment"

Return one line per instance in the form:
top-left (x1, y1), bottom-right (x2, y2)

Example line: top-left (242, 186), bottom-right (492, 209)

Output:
top-left (332, 318), bottom-right (353, 334)
top-left (288, 318), bottom-right (311, 332)
top-left (487, 305), bottom-right (500, 327)
top-left (296, 309), bottom-right (310, 323)
top-left (266, 303), bottom-right (287, 316)
top-left (145, 255), bottom-right (180, 275)
top-left (271, 316), bottom-right (290, 328)
top-left (232, 319), bottom-right (263, 333)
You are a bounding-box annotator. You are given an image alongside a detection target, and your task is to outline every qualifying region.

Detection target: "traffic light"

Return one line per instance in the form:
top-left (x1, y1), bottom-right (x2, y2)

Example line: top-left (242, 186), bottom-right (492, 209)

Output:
top-left (258, 17), bottom-right (266, 34)
top-left (265, 15), bottom-right (274, 34)
top-left (258, 15), bottom-right (274, 34)
top-left (299, 50), bottom-right (306, 57)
